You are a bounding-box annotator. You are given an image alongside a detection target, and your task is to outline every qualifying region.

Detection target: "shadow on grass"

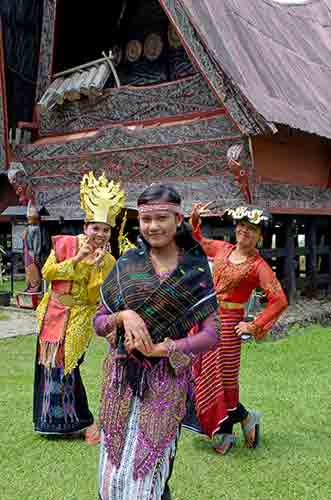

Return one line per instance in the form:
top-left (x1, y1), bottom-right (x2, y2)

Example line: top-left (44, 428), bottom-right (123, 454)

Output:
top-left (190, 434), bottom-right (215, 454)
top-left (187, 427), bottom-right (315, 460)
top-left (41, 433), bottom-right (85, 442)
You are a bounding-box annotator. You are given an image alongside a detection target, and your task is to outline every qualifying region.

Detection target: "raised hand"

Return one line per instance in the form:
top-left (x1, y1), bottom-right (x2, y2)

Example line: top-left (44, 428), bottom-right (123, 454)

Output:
top-left (190, 202), bottom-right (214, 228)
top-left (90, 245), bottom-right (107, 267)
top-left (73, 240), bottom-right (95, 264)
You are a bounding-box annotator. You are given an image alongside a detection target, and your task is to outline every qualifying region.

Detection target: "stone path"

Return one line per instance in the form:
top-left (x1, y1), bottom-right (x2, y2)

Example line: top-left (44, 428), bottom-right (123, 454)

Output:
top-left (272, 298), bottom-right (331, 337)
top-left (0, 306), bottom-right (37, 339)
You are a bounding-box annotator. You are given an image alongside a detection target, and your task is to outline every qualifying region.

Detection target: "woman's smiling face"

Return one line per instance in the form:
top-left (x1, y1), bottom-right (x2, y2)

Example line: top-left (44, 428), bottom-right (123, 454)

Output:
top-left (139, 211), bottom-right (180, 249)
top-left (84, 222), bottom-right (111, 248)
top-left (235, 221), bottom-right (261, 250)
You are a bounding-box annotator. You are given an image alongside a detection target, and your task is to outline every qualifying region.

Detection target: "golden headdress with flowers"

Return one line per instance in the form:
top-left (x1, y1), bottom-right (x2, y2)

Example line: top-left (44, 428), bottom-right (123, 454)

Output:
top-left (80, 171), bottom-right (125, 226)
top-left (224, 206), bottom-right (270, 227)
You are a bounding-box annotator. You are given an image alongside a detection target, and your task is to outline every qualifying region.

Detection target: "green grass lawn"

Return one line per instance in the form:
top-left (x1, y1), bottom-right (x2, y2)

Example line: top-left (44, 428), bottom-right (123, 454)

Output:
top-left (1, 327), bottom-right (330, 500)
top-left (0, 278), bottom-right (26, 294)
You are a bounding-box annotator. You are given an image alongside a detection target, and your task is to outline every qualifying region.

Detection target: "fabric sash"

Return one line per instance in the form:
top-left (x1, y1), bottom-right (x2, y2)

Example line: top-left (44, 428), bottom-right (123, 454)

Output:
top-left (39, 236), bottom-right (78, 367)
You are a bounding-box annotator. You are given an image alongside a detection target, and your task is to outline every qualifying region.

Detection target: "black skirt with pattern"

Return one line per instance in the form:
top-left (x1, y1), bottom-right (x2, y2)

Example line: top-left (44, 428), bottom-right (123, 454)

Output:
top-left (33, 348), bottom-right (93, 435)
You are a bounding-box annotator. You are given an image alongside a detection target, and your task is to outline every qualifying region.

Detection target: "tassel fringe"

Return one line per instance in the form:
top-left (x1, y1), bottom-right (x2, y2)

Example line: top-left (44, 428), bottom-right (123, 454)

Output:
top-left (38, 340), bottom-right (63, 368)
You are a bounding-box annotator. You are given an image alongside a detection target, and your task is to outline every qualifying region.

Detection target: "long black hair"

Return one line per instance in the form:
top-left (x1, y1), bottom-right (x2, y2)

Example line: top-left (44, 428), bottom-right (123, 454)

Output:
top-left (137, 184), bottom-right (196, 251)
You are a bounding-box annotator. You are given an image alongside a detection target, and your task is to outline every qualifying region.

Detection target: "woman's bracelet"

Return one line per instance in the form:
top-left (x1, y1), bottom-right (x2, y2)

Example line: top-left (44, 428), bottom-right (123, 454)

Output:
top-left (105, 331), bottom-right (116, 344)
top-left (164, 338), bottom-right (177, 357)
top-left (164, 338), bottom-right (191, 372)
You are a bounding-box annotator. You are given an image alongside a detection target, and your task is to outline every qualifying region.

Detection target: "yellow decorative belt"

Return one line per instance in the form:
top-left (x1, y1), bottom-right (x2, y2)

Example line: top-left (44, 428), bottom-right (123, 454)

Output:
top-left (51, 292), bottom-right (90, 307)
top-left (220, 301), bottom-right (245, 310)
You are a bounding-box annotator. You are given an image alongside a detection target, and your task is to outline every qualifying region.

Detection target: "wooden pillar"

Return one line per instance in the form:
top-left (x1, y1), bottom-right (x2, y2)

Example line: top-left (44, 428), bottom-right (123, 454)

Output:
top-left (284, 217), bottom-right (297, 304)
top-left (263, 228), bottom-right (273, 249)
top-left (275, 222), bottom-right (286, 281)
top-left (202, 220), bottom-right (214, 239)
top-left (325, 223), bottom-right (331, 295)
top-left (262, 227), bottom-right (273, 269)
top-left (306, 217), bottom-right (318, 297)
top-left (328, 245), bottom-right (331, 295)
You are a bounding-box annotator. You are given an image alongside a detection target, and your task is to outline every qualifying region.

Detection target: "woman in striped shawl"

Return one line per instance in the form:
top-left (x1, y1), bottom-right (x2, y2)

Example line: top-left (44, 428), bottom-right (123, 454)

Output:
top-left (94, 184), bottom-right (220, 500)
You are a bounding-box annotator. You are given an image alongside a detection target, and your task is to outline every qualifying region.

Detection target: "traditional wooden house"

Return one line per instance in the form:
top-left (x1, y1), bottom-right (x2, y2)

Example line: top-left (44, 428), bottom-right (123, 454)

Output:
top-left (1, 0), bottom-right (331, 301)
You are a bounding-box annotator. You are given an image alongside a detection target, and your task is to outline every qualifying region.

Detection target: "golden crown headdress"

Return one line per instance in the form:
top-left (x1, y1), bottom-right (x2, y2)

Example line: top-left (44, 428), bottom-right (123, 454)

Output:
top-left (80, 171), bottom-right (125, 226)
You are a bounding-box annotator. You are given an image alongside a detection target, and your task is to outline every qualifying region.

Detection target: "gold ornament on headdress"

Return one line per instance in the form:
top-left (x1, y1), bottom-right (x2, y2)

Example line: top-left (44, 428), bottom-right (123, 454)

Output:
top-left (225, 207), bottom-right (268, 225)
top-left (118, 210), bottom-right (136, 255)
top-left (80, 171), bottom-right (125, 226)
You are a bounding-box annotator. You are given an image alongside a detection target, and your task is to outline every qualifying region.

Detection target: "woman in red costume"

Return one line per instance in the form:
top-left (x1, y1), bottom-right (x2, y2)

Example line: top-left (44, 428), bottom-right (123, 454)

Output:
top-left (190, 205), bottom-right (288, 454)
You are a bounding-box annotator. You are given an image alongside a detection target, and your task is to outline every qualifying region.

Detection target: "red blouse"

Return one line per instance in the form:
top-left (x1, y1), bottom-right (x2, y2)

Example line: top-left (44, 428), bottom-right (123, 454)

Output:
top-left (193, 224), bottom-right (288, 340)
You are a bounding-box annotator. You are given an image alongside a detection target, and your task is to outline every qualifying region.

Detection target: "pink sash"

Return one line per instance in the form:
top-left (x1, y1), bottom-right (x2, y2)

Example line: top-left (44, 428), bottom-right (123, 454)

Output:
top-left (39, 236), bottom-right (78, 367)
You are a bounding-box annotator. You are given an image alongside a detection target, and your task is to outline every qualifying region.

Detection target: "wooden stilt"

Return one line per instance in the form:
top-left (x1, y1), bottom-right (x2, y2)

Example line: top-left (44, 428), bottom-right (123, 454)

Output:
top-left (284, 217), bottom-right (297, 304)
top-left (275, 219), bottom-right (286, 291)
top-left (306, 218), bottom-right (318, 297)
top-left (325, 221), bottom-right (331, 295)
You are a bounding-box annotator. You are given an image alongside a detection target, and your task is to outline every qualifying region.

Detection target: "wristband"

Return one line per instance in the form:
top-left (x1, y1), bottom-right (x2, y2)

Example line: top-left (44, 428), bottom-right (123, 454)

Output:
top-left (164, 338), bottom-right (191, 372)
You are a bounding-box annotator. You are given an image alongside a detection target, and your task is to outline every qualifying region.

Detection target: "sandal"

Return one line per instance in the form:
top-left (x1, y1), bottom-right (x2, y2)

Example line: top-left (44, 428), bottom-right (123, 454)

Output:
top-left (241, 410), bottom-right (262, 448)
top-left (212, 434), bottom-right (236, 455)
top-left (85, 423), bottom-right (100, 445)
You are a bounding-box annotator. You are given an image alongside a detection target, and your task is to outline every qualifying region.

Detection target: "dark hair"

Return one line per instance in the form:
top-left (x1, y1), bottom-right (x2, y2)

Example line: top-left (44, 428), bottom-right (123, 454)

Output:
top-left (234, 219), bottom-right (269, 238)
top-left (137, 184), bottom-right (181, 207)
top-left (223, 207), bottom-right (271, 237)
top-left (137, 184), bottom-right (196, 251)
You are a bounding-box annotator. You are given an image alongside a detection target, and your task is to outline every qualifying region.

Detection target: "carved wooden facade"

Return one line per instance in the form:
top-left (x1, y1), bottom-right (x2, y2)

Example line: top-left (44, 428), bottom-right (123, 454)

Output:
top-left (1, 0), bottom-right (331, 300)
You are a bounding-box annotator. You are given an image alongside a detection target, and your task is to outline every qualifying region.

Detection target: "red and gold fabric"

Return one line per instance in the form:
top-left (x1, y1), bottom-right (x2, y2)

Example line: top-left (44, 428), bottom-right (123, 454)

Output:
top-left (37, 234), bottom-right (115, 374)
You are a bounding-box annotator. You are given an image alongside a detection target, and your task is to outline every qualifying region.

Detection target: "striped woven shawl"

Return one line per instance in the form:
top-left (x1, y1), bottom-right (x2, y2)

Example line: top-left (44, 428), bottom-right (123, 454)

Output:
top-left (102, 242), bottom-right (217, 342)
top-left (101, 241), bottom-right (217, 395)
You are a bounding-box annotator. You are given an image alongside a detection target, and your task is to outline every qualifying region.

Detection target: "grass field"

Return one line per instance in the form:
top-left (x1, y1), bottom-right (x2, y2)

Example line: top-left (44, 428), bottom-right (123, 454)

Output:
top-left (0, 278), bottom-right (26, 294)
top-left (1, 326), bottom-right (330, 500)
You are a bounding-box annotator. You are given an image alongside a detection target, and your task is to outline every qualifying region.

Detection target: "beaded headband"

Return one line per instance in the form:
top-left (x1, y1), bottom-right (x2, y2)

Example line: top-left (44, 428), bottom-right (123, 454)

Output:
top-left (138, 203), bottom-right (183, 216)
